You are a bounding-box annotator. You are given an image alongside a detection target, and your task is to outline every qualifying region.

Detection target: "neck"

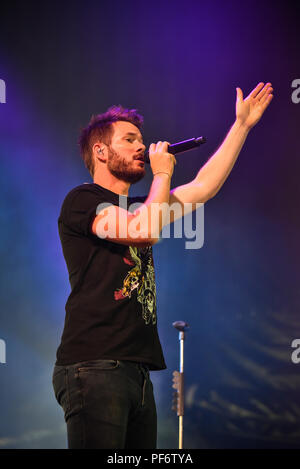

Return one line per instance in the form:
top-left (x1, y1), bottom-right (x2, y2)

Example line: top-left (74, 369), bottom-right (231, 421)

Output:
top-left (93, 168), bottom-right (130, 196)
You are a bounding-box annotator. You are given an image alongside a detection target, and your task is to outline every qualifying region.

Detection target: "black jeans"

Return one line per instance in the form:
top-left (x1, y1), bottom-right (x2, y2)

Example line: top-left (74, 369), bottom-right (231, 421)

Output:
top-left (52, 359), bottom-right (157, 449)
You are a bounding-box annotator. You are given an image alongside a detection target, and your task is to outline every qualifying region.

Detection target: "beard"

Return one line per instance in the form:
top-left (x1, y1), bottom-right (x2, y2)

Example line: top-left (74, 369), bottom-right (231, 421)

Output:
top-left (107, 146), bottom-right (145, 184)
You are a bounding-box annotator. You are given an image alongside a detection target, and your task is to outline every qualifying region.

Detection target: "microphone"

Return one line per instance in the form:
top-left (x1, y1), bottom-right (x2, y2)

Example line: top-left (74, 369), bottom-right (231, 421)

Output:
top-left (144, 136), bottom-right (206, 164)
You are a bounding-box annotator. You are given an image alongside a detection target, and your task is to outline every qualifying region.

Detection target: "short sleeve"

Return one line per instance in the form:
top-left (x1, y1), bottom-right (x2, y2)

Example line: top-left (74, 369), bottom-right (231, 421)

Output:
top-left (60, 188), bottom-right (112, 236)
top-left (128, 195), bottom-right (147, 213)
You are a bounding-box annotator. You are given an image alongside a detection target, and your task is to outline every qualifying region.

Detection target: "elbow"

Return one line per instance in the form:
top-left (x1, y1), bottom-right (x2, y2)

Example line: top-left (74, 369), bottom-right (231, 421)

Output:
top-left (134, 234), bottom-right (159, 247)
top-left (203, 192), bottom-right (215, 202)
top-left (198, 182), bottom-right (218, 202)
top-left (205, 186), bottom-right (222, 201)
top-left (129, 229), bottom-right (160, 247)
top-left (137, 224), bottom-right (160, 246)
top-left (141, 232), bottom-right (160, 247)
top-left (148, 236), bottom-right (160, 246)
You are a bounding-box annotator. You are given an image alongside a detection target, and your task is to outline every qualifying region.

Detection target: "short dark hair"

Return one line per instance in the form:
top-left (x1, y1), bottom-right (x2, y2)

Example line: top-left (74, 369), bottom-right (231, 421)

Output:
top-left (78, 105), bottom-right (144, 177)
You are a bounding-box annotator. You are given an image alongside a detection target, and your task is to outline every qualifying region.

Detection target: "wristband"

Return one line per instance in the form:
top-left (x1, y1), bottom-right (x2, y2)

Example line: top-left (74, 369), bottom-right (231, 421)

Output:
top-left (153, 171), bottom-right (171, 178)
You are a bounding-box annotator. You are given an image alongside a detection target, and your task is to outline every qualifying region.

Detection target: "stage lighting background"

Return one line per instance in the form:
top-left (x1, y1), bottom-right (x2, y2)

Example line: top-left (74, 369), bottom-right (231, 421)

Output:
top-left (0, 0), bottom-right (300, 448)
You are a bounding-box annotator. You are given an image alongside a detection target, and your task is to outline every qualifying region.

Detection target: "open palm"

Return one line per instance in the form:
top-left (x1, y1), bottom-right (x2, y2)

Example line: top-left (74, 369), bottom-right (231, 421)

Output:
top-left (236, 82), bottom-right (273, 130)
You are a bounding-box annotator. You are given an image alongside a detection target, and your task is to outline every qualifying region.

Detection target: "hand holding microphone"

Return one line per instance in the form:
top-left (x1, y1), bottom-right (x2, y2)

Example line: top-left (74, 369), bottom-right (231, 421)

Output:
top-left (145, 136), bottom-right (206, 164)
top-left (149, 141), bottom-right (177, 179)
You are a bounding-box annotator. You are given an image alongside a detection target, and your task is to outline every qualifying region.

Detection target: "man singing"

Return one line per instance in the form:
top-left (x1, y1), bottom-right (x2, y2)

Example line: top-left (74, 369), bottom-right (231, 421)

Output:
top-left (52, 82), bottom-right (273, 448)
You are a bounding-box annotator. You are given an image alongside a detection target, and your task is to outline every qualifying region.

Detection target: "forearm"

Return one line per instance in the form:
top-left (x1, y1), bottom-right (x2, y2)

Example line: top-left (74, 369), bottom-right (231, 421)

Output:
top-left (93, 174), bottom-right (171, 246)
top-left (145, 173), bottom-right (171, 205)
top-left (132, 173), bottom-right (171, 241)
top-left (194, 120), bottom-right (250, 198)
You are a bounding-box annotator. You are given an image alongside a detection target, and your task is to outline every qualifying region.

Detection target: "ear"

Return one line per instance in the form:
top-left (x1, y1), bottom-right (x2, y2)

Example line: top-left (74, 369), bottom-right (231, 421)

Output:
top-left (93, 143), bottom-right (107, 163)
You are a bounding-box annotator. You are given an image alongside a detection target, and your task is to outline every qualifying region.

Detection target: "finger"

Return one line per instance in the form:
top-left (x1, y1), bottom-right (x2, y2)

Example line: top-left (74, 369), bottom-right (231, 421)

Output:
top-left (162, 141), bottom-right (170, 151)
top-left (156, 141), bottom-right (169, 153)
top-left (149, 143), bottom-right (156, 153)
top-left (249, 82), bottom-right (265, 99)
top-left (236, 87), bottom-right (243, 102)
top-left (256, 82), bottom-right (272, 101)
top-left (260, 87), bottom-right (273, 104)
top-left (156, 141), bottom-right (163, 150)
top-left (261, 92), bottom-right (273, 109)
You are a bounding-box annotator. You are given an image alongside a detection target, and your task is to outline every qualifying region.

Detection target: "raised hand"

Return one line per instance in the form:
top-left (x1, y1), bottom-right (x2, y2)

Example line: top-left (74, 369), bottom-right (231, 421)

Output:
top-left (236, 82), bottom-right (273, 130)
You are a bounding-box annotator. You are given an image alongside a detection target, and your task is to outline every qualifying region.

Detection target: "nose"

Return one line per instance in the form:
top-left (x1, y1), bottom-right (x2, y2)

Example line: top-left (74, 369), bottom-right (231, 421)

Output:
top-left (137, 142), bottom-right (146, 153)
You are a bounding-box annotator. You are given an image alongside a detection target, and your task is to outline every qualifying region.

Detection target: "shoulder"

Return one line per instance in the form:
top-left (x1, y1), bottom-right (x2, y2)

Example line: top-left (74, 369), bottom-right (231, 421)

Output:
top-left (61, 183), bottom-right (98, 202)
top-left (59, 183), bottom-right (117, 234)
top-left (60, 183), bottom-right (114, 210)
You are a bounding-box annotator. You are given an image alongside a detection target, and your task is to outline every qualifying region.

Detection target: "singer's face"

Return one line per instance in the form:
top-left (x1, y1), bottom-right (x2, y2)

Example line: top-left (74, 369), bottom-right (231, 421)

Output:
top-left (106, 121), bottom-right (146, 184)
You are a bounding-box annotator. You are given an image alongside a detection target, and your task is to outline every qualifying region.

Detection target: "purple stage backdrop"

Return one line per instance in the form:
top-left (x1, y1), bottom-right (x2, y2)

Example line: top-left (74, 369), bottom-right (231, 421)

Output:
top-left (0, 0), bottom-right (300, 449)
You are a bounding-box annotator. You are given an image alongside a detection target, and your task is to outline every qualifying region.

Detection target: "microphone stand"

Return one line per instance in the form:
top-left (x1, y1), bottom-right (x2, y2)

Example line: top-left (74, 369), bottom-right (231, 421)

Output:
top-left (172, 321), bottom-right (189, 449)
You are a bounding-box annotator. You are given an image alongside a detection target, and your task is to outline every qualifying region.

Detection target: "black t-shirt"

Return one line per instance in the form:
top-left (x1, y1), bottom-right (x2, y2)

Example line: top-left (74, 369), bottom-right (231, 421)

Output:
top-left (55, 182), bottom-right (166, 370)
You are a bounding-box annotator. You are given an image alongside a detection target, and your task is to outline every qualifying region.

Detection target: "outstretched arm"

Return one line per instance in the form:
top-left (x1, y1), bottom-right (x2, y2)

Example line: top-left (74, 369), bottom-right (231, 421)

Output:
top-left (169, 82), bottom-right (274, 218)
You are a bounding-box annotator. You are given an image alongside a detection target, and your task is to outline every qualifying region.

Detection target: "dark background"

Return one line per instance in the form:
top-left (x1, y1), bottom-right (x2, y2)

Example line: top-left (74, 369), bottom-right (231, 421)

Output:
top-left (0, 0), bottom-right (300, 448)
